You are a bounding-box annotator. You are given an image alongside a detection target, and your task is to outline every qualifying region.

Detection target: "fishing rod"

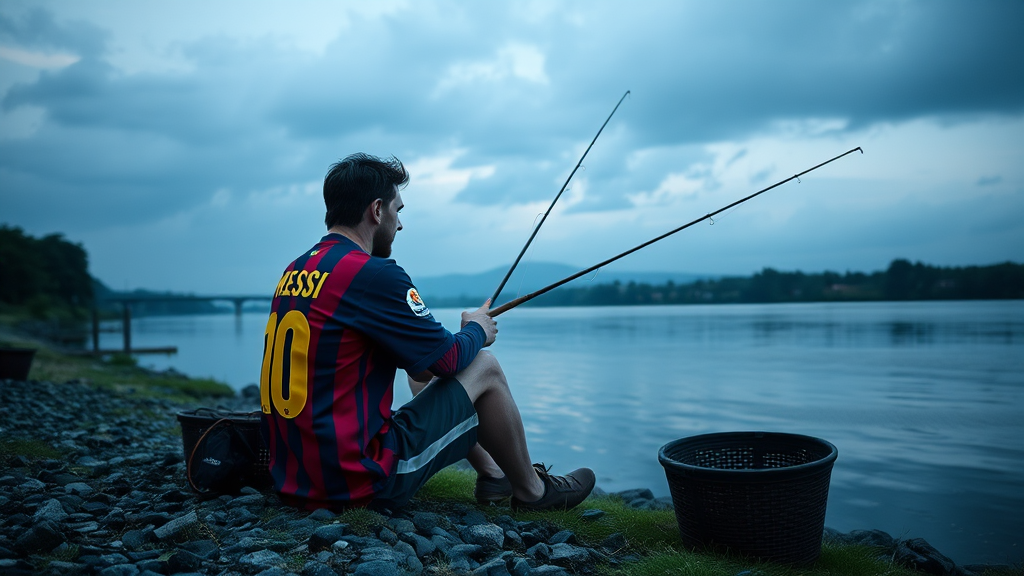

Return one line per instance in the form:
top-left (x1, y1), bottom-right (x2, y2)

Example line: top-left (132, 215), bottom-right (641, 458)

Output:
top-left (488, 146), bottom-right (863, 317)
top-left (490, 90), bottom-right (631, 304)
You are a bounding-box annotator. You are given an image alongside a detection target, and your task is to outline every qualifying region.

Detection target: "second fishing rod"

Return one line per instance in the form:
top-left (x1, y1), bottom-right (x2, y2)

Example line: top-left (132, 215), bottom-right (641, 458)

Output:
top-left (488, 147), bottom-right (864, 317)
top-left (490, 90), bottom-right (631, 304)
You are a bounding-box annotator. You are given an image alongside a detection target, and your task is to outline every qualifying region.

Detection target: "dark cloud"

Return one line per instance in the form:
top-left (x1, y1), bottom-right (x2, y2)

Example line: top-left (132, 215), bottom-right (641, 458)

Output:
top-left (1, 0), bottom-right (1021, 236)
top-left (0, 7), bottom-right (107, 58)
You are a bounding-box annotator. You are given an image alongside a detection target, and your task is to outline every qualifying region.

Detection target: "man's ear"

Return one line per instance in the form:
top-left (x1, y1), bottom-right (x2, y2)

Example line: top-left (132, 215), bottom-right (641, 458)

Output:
top-left (368, 198), bottom-right (384, 224)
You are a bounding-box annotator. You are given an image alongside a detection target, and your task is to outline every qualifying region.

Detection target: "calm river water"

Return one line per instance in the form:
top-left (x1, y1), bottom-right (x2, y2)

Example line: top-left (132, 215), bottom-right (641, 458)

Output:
top-left (101, 300), bottom-right (1024, 565)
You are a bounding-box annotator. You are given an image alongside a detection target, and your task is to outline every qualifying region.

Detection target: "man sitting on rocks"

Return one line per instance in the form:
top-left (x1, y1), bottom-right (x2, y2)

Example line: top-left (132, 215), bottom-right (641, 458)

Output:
top-left (259, 153), bottom-right (595, 512)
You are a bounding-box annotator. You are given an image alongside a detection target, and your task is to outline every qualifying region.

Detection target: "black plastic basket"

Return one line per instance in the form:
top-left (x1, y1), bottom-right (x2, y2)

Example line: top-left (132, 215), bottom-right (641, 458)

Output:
top-left (659, 431), bottom-right (838, 565)
top-left (176, 408), bottom-right (272, 490)
top-left (0, 347), bottom-right (36, 381)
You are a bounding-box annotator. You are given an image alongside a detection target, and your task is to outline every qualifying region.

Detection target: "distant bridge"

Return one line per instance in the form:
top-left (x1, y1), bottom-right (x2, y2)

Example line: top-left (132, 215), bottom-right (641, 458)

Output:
top-left (92, 295), bottom-right (273, 355)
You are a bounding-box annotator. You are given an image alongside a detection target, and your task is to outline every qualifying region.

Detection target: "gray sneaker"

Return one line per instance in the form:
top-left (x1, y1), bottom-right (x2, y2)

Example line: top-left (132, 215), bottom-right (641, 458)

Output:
top-left (475, 474), bottom-right (513, 503)
top-left (510, 463), bottom-right (595, 512)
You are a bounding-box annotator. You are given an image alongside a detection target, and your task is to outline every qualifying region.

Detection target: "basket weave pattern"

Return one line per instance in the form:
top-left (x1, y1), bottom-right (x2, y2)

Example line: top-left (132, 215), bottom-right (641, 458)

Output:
top-left (660, 432), bottom-right (837, 565)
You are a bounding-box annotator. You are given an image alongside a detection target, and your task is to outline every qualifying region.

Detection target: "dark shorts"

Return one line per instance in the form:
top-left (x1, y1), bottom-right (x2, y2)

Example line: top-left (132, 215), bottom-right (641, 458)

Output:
top-left (373, 376), bottom-right (478, 510)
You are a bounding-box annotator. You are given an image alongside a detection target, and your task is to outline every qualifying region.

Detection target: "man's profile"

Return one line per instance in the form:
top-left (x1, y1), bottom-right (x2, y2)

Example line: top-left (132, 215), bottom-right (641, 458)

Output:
top-left (259, 152), bottom-right (594, 511)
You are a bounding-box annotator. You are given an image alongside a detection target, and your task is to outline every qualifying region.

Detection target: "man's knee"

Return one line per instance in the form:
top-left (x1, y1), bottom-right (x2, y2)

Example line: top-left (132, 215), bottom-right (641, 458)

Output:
top-left (457, 351), bottom-right (508, 398)
top-left (472, 350), bottom-right (505, 382)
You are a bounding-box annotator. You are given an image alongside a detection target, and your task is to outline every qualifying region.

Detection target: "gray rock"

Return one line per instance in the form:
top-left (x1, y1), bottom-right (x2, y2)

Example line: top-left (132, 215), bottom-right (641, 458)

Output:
top-left (615, 488), bottom-right (654, 502)
top-left (167, 549), bottom-right (203, 573)
top-left (548, 530), bottom-right (577, 545)
top-left (504, 530), bottom-right (523, 548)
top-left (100, 509), bottom-right (128, 531)
top-left (33, 499), bottom-right (69, 523)
top-left (14, 521), bottom-right (65, 554)
top-left (399, 532), bottom-right (437, 558)
top-left (511, 557), bottom-right (532, 576)
top-left (448, 543), bottom-right (485, 562)
top-left (461, 523), bottom-right (504, 550)
top-left (331, 540), bottom-right (349, 552)
top-left (378, 527), bottom-right (398, 545)
top-left (98, 565), bottom-right (139, 576)
top-left (393, 539), bottom-right (416, 562)
top-left (531, 566), bottom-right (569, 576)
top-left (360, 546), bottom-right (400, 563)
top-left (230, 494), bottom-right (266, 507)
top-left (307, 508), bottom-right (335, 522)
top-left (180, 538), bottom-right (220, 560)
top-left (46, 561), bottom-right (85, 574)
top-left (412, 512), bottom-right (442, 533)
top-left (601, 532), bottom-right (626, 551)
top-left (549, 543), bottom-right (590, 566)
top-left (18, 478), bottom-right (46, 491)
top-left (896, 538), bottom-right (958, 576)
top-left (309, 524), bottom-right (348, 552)
top-left (822, 527), bottom-right (850, 544)
top-left (99, 553), bottom-right (131, 566)
top-left (430, 534), bottom-right (454, 554)
top-left (581, 509), bottom-right (606, 521)
top-left (474, 558), bottom-right (512, 576)
top-left (121, 527), bottom-right (154, 551)
top-left (387, 518), bottom-right (416, 535)
top-left (527, 543), bottom-right (551, 563)
top-left (153, 511), bottom-right (198, 541)
top-left (354, 560), bottom-right (400, 576)
top-left (302, 560), bottom-right (336, 576)
top-left (239, 549), bottom-right (285, 569)
top-left (65, 482), bottom-right (94, 496)
top-left (462, 510), bottom-right (488, 526)
top-left (128, 511), bottom-right (167, 528)
top-left (849, 529), bottom-right (896, 549)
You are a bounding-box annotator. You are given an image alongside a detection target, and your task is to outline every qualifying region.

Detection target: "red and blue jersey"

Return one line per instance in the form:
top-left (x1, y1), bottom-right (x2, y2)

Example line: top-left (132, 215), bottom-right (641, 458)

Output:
top-left (259, 233), bottom-right (485, 508)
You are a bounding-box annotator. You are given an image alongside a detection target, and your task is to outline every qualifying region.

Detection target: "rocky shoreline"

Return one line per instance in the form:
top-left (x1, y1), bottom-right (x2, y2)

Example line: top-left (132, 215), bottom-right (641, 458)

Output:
top-left (0, 377), bottom-right (1014, 576)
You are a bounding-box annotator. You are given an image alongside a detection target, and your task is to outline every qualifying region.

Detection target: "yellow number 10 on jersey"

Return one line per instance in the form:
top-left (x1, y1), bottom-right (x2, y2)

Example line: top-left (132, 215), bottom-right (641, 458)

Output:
top-left (260, 310), bottom-right (310, 418)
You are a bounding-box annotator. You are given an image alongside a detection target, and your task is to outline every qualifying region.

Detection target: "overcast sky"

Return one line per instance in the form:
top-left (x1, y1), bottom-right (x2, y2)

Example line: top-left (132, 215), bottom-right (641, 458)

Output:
top-left (1, 1), bottom-right (1021, 294)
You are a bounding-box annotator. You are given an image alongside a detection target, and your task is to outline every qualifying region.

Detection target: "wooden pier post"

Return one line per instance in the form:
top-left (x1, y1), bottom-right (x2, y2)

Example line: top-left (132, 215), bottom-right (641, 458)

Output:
top-left (92, 306), bottom-right (100, 352)
top-left (122, 302), bottom-right (131, 353)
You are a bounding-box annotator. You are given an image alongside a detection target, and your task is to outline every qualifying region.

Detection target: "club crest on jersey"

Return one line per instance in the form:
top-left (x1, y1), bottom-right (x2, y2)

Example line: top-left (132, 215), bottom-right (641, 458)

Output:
top-left (406, 288), bottom-right (430, 317)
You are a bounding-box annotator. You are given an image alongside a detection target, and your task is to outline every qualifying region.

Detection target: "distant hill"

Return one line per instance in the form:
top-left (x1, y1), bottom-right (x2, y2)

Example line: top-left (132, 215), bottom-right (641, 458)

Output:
top-left (413, 262), bottom-right (712, 304)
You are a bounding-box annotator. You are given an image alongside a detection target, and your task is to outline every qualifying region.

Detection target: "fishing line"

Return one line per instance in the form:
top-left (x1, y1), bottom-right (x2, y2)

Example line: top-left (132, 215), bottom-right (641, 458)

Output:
top-left (488, 147), bottom-right (864, 317)
top-left (491, 90), bottom-right (631, 304)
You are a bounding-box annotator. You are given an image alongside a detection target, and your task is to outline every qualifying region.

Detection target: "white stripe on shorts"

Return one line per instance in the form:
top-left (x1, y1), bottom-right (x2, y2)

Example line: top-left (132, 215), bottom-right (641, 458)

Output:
top-left (395, 413), bottom-right (479, 475)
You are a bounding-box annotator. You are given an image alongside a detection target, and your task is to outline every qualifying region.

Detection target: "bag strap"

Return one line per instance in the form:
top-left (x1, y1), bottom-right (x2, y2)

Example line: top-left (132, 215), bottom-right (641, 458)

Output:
top-left (186, 418), bottom-right (232, 494)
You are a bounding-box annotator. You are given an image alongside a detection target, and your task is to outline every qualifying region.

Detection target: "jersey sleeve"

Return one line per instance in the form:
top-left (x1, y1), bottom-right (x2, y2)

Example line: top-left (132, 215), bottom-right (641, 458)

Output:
top-left (428, 321), bottom-right (486, 377)
top-left (350, 262), bottom-right (458, 375)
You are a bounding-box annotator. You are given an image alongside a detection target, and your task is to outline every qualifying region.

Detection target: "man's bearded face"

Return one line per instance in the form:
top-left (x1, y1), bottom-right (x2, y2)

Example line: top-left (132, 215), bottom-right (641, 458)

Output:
top-left (371, 192), bottom-right (402, 258)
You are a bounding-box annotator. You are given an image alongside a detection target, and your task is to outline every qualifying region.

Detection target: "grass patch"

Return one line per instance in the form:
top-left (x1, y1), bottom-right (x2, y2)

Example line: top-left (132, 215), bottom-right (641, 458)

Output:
top-left (417, 466), bottom-right (479, 505)
top-left (416, 467), bottom-right (928, 576)
top-left (337, 508), bottom-right (387, 537)
top-left (285, 553), bottom-right (306, 572)
top-left (0, 437), bottom-right (63, 460)
top-left (1, 330), bottom-right (235, 401)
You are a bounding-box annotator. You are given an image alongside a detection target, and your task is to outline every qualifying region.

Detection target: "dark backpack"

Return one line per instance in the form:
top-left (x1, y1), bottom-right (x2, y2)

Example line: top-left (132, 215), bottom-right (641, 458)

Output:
top-left (186, 418), bottom-right (256, 495)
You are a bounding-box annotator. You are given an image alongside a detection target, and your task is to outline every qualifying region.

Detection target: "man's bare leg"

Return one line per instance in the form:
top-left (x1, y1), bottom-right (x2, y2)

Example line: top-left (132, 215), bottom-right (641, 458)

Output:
top-left (407, 375), bottom-right (504, 480)
top-left (408, 353), bottom-right (544, 501)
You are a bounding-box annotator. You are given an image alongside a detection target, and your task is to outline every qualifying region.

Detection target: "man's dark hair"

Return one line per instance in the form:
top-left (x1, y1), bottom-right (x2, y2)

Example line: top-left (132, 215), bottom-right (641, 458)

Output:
top-left (324, 153), bottom-right (409, 228)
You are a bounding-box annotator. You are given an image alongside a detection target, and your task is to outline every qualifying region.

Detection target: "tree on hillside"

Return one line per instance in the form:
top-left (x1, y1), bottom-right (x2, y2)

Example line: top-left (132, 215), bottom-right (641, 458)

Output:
top-left (0, 225), bottom-right (93, 315)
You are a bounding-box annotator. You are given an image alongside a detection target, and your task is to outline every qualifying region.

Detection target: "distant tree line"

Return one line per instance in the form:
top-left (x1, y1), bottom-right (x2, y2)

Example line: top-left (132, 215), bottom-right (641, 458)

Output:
top-left (0, 225), bottom-right (93, 318)
top-left (0, 226), bottom-right (223, 320)
top-left (505, 259), bottom-right (1024, 308)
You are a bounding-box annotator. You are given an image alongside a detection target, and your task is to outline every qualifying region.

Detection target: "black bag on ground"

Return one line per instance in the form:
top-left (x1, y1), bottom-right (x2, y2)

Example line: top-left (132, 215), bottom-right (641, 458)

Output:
top-left (186, 418), bottom-right (256, 495)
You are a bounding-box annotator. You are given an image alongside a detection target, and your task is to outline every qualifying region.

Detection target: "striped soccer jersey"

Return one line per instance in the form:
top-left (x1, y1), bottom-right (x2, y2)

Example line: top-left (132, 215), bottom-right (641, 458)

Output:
top-left (259, 233), bottom-right (463, 507)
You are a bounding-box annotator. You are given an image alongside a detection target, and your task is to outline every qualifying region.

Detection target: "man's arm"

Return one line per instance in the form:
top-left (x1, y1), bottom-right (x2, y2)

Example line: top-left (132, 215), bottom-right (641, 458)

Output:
top-left (410, 299), bottom-right (498, 381)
